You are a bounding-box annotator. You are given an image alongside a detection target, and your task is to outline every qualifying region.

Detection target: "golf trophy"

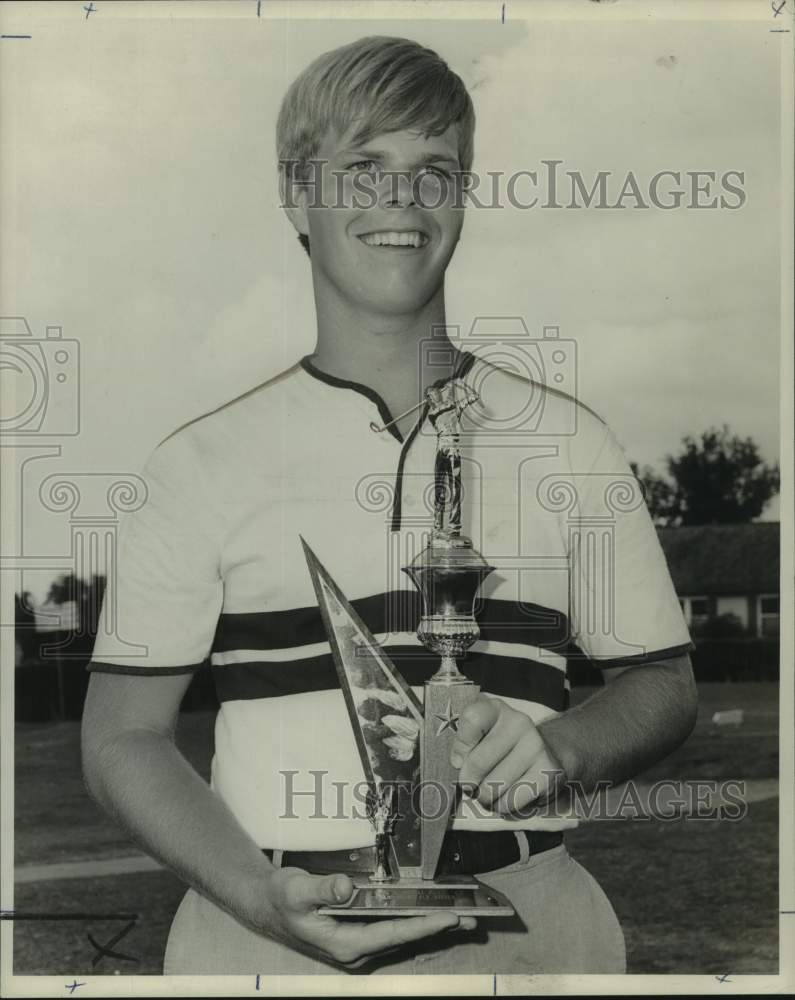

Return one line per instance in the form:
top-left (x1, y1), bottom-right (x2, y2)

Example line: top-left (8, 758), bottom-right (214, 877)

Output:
top-left (301, 378), bottom-right (514, 917)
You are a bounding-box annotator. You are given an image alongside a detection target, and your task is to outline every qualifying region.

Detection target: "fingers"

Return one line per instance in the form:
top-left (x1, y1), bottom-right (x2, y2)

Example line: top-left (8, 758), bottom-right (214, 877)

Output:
top-left (329, 911), bottom-right (469, 964)
top-left (459, 721), bottom-right (532, 796)
top-left (449, 698), bottom-right (564, 813)
top-left (472, 742), bottom-right (541, 807)
top-left (491, 763), bottom-right (556, 814)
top-left (453, 698), bottom-right (535, 793)
top-left (449, 696), bottom-right (500, 769)
top-left (492, 750), bottom-right (566, 815)
top-left (283, 870), bottom-right (354, 911)
top-left (276, 869), bottom-right (479, 969)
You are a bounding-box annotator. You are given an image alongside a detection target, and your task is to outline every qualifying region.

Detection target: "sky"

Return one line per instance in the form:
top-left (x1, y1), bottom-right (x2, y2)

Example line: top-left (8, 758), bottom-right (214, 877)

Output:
top-left (0, 1), bottom-right (785, 602)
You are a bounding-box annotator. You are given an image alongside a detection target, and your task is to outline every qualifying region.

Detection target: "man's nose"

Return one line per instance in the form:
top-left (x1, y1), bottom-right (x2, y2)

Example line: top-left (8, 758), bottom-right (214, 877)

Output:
top-left (378, 169), bottom-right (416, 208)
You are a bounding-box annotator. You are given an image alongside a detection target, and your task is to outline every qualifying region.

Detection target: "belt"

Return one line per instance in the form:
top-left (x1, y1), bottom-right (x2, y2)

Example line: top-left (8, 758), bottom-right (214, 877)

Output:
top-left (263, 830), bottom-right (563, 877)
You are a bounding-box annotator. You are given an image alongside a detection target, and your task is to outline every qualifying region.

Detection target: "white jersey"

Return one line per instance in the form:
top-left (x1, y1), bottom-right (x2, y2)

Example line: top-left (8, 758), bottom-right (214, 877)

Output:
top-left (90, 351), bottom-right (693, 849)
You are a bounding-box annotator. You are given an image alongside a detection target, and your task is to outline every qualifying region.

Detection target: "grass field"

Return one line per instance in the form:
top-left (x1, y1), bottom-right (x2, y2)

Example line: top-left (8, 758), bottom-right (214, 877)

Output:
top-left (11, 682), bottom-right (780, 976)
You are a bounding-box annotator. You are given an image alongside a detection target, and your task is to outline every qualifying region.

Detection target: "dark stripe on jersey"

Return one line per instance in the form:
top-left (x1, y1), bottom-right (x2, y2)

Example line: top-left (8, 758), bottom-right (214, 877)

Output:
top-left (567, 640), bottom-right (695, 668)
top-left (212, 595), bottom-right (569, 655)
top-left (86, 659), bottom-right (204, 676)
top-left (212, 647), bottom-right (566, 710)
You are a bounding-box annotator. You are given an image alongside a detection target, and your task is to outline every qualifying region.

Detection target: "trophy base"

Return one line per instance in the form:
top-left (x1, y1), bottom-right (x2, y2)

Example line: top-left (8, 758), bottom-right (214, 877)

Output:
top-left (317, 876), bottom-right (514, 918)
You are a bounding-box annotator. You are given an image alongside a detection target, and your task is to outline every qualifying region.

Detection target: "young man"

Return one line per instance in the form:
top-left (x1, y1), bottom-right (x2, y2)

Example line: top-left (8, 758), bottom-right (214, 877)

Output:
top-left (82, 36), bottom-right (697, 975)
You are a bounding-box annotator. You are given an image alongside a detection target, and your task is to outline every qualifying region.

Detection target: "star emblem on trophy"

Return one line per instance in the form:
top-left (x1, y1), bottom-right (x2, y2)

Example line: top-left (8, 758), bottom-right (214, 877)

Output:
top-left (301, 378), bottom-right (514, 917)
top-left (434, 700), bottom-right (460, 736)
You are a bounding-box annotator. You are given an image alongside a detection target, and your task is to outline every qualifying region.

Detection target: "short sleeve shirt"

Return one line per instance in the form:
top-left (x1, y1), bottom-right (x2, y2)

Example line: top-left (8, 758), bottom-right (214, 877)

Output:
top-left (89, 353), bottom-right (693, 849)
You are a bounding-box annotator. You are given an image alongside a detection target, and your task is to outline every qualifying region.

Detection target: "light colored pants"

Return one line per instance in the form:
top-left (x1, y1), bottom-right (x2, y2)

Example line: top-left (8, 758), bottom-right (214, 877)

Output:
top-left (163, 844), bottom-right (626, 975)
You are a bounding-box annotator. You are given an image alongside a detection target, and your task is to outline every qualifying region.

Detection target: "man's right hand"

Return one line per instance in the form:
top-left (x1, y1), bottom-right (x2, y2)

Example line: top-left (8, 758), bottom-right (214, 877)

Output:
top-left (257, 866), bottom-right (476, 969)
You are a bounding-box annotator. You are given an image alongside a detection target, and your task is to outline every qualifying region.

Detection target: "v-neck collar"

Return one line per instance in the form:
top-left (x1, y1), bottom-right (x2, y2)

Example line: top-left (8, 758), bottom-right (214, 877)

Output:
top-left (299, 351), bottom-right (477, 446)
top-left (299, 354), bottom-right (402, 443)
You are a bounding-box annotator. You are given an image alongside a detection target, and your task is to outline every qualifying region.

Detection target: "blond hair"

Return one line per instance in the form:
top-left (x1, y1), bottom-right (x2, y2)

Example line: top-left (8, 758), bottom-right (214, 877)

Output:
top-left (277, 35), bottom-right (475, 181)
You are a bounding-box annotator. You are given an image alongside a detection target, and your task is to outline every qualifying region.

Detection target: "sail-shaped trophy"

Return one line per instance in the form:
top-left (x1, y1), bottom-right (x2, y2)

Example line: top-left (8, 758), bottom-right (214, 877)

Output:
top-left (301, 378), bottom-right (514, 916)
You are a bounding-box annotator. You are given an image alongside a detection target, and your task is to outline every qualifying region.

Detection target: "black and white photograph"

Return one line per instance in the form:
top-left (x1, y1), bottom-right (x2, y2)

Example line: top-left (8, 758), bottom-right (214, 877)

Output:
top-left (1, 0), bottom-right (792, 994)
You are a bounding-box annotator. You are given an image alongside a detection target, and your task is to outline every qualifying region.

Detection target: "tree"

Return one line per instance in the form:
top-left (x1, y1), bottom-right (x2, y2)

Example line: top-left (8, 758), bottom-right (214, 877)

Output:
top-left (81, 573), bottom-right (107, 636)
top-left (629, 462), bottom-right (674, 524)
top-left (45, 572), bottom-right (85, 606)
top-left (43, 572), bottom-right (106, 635)
top-left (691, 612), bottom-right (747, 640)
top-left (15, 590), bottom-right (36, 630)
top-left (15, 590), bottom-right (37, 664)
top-left (631, 425), bottom-right (779, 526)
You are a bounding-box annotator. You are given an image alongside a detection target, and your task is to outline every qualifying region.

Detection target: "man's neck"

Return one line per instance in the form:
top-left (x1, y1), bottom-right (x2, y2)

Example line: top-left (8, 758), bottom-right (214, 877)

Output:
top-left (307, 286), bottom-right (464, 406)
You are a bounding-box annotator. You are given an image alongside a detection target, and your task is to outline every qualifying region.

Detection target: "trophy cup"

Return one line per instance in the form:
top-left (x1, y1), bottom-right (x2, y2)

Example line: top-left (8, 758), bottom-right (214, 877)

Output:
top-left (302, 378), bottom-right (514, 916)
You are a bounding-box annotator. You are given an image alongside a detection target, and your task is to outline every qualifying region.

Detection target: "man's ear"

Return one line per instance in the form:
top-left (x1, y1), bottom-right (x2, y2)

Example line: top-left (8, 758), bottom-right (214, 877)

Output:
top-left (279, 170), bottom-right (310, 240)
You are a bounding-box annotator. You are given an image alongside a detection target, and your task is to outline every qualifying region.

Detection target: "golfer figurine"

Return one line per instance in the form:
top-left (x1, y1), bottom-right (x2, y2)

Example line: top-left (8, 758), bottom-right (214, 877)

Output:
top-left (426, 379), bottom-right (480, 538)
top-left (367, 785), bottom-right (397, 884)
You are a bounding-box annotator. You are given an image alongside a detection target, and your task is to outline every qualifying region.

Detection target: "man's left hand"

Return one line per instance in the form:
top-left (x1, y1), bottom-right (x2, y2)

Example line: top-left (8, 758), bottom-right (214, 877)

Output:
top-left (449, 695), bottom-right (565, 815)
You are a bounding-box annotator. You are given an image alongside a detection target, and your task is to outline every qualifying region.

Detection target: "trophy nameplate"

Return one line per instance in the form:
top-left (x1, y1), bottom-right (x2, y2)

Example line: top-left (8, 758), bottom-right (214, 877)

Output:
top-left (302, 379), bottom-right (515, 918)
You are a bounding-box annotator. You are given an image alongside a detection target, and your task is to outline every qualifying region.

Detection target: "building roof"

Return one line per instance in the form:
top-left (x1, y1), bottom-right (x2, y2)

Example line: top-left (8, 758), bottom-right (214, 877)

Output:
top-left (656, 522), bottom-right (779, 596)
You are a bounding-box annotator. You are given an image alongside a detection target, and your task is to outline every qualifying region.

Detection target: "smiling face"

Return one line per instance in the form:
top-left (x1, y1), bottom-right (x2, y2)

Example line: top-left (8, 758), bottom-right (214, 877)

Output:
top-left (285, 125), bottom-right (466, 319)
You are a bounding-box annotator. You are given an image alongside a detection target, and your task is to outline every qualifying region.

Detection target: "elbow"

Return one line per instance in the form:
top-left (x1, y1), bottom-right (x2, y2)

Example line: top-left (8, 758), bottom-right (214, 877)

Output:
top-left (642, 652), bottom-right (697, 753)
top-left (685, 679), bottom-right (698, 741)
top-left (674, 653), bottom-right (698, 744)
top-left (80, 699), bottom-right (127, 811)
top-left (80, 714), bottom-right (109, 807)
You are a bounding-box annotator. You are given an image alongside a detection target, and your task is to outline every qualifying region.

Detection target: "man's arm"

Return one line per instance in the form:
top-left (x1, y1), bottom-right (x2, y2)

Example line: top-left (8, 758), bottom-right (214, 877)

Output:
top-left (450, 653), bottom-right (697, 813)
top-left (539, 653), bottom-right (697, 791)
top-left (82, 671), bottom-right (474, 967)
top-left (82, 672), bottom-right (273, 917)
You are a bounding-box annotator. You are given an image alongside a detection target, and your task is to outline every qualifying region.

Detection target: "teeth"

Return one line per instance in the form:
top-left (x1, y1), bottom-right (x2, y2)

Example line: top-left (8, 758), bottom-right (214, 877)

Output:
top-left (361, 231), bottom-right (427, 248)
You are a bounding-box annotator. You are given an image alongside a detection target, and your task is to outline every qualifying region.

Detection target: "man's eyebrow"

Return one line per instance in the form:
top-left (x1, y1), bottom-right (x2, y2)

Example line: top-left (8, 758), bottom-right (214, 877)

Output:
top-left (338, 147), bottom-right (460, 167)
top-left (420, 153), bottom-right (461, 166)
